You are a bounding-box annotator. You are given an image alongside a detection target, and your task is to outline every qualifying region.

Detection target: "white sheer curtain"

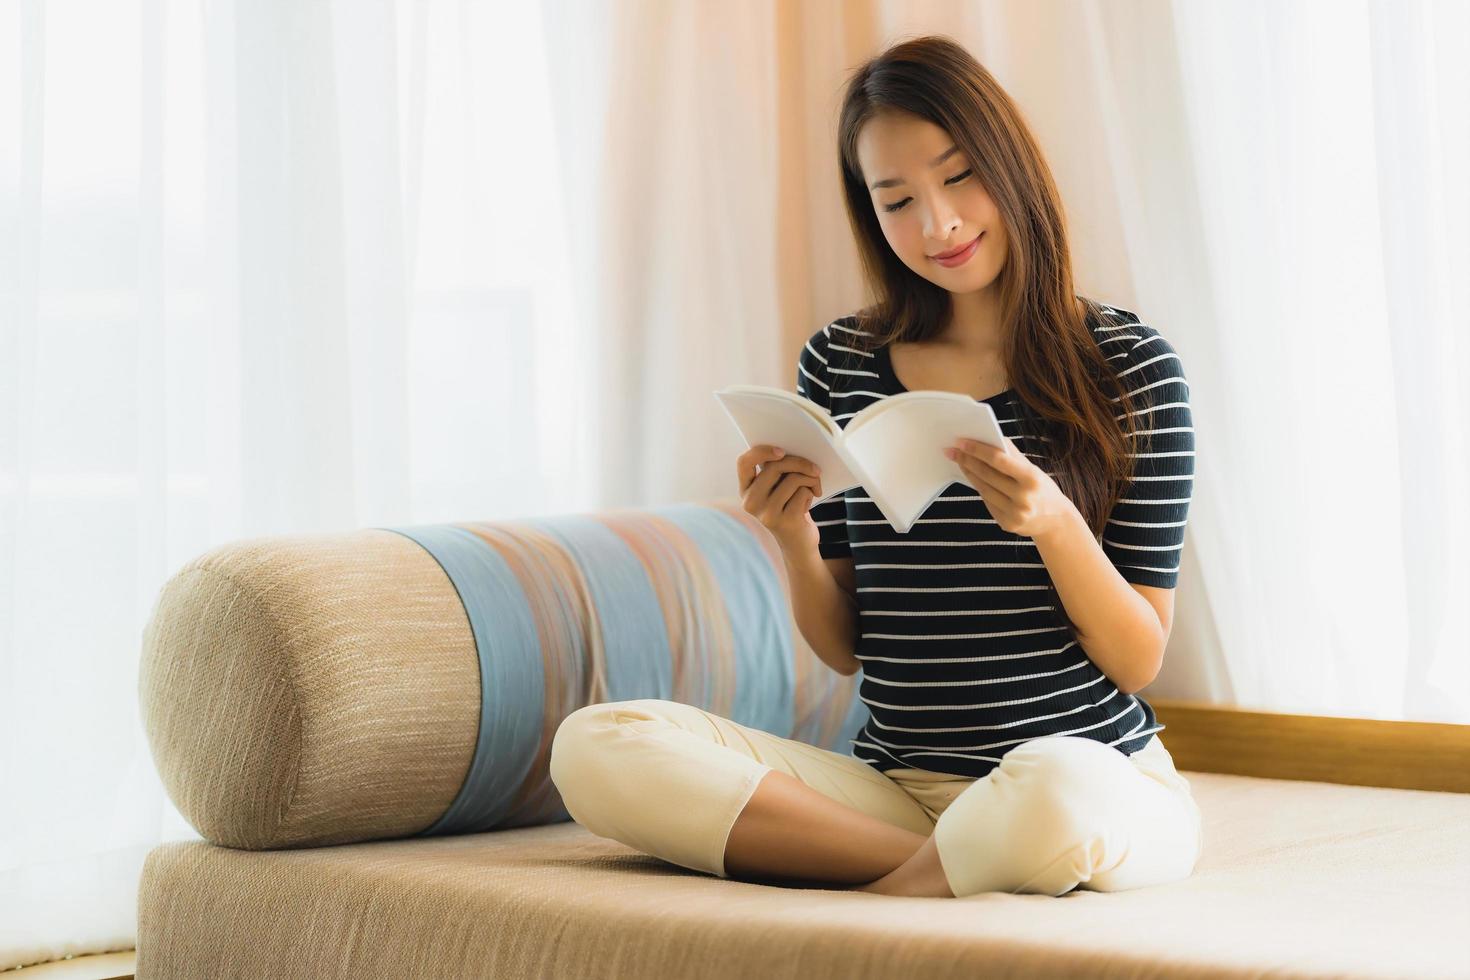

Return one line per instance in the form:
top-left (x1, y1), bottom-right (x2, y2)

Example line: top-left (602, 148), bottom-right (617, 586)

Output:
top-left (4, 0), bottom-right (1468, 969)
top-left (1, 0), bottom-right (593, 967)
top-left (1075, 0), bottom-right (1470, 721)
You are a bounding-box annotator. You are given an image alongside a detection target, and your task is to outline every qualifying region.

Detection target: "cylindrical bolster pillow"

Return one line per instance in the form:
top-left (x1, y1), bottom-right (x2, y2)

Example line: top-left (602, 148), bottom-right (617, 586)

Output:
top-left (138, 500), bottom-right (867, 850)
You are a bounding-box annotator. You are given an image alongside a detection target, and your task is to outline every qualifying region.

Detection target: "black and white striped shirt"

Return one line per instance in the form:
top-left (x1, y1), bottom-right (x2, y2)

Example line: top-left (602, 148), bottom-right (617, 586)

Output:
top-left (794, 302), bottom-right (1194, 778)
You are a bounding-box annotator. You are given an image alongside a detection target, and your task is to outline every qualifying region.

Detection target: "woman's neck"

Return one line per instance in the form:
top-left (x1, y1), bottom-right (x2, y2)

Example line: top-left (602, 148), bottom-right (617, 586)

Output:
top-left (938, 288), bottom-right (1005, 353)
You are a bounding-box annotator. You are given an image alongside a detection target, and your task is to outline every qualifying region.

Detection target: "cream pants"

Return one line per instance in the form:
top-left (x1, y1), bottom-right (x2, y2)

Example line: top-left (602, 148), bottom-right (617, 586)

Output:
top-left (549, 698), bottom-right (1203, 897)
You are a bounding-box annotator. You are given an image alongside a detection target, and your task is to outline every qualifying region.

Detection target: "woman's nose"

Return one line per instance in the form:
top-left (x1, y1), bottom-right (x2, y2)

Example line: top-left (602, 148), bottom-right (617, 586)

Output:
top-left (924, 201), bottom-right (962, 240)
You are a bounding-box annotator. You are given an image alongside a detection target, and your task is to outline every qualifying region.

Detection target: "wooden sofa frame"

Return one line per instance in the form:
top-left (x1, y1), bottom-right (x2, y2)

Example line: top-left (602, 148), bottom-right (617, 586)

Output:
top-left (1152, 698), bottom-right (1470, 794)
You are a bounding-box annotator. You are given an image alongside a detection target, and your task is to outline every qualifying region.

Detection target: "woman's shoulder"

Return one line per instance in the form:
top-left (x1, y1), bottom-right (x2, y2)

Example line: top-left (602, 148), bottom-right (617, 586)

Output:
top-left (1085, 300), bottom-right (1188, 392)
top-left (805, 313), bottom-right (873, 349)
top-left (1086, 298), bottom-right (1145, 331)
top-left (799, 314), bottom-right (866, 402)
top-left (801, 313), bottom-right (876, 374)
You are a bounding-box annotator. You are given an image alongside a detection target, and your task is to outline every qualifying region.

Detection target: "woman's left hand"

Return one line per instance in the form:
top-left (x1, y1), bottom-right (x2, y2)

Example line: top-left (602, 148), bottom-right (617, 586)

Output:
top-left (944, 437), bottom-right (1073, 539)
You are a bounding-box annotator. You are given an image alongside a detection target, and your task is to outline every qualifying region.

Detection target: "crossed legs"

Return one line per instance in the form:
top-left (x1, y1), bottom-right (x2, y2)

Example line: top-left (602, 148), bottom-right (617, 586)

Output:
top-left (722, 767), bottom-right (951, 895)
top-left (548, 699), bottom-right (1201, 899)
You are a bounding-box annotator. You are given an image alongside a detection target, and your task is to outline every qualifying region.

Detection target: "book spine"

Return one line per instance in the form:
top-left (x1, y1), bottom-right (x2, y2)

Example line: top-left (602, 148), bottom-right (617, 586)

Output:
top-left (827, 439), bottom-right (875, 507)
top-left (835, 435), bottom-right (912, 533)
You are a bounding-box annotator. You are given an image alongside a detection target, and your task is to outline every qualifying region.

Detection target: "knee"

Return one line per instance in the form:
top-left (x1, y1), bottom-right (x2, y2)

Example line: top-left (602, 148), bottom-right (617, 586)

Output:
top-left (549, 699), bottom-right (671, 798)
top-left (936, 737), bottom-right (1171, 896)
top-left (999, 737), bottom-right (1133, 842)
top-left (551, 701), bottom-right (620, 781)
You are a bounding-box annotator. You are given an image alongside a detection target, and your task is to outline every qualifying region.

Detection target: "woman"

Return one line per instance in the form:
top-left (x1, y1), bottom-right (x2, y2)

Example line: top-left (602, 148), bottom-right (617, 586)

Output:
top-left (550, 34), bottom-right (1201, 899)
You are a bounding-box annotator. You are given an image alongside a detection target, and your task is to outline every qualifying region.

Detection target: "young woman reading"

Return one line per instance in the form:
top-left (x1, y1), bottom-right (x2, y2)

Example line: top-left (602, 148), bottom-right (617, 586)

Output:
top-left (550, 34), bottom-right (1199, 899)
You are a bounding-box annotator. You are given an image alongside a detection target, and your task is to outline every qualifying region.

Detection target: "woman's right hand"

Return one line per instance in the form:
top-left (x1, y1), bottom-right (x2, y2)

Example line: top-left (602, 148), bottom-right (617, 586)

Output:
top-left (737, 445), bottom-right (824, 554)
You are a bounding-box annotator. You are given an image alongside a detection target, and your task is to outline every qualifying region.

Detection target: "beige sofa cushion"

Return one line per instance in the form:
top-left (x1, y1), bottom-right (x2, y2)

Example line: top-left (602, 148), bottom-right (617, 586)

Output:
top-left (138, 530), bottom-right (482, 849)
top-left (138, 769), bottom-right (1470, 979)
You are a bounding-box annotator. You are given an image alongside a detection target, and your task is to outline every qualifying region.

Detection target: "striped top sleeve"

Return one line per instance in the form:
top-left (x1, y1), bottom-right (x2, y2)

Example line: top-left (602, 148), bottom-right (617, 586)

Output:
top-left (795, 324), bottom-right (852, 560)
top-left (1097, 315), bottom-right (1195, 589)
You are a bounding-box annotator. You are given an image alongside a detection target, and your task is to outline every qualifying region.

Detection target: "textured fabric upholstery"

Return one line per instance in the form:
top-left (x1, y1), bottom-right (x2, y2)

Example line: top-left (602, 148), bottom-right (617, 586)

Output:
top-left (137, 769), bottom-right (1470, 979)
top-left (138, 500), bottom-right (863, 849)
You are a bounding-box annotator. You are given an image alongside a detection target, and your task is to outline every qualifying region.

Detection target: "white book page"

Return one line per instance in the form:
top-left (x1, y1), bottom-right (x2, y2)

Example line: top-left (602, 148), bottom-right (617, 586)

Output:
top-left (840, 392), bottom-right (1007, 532)
top-left (713, 387), bottom-right (864, 501)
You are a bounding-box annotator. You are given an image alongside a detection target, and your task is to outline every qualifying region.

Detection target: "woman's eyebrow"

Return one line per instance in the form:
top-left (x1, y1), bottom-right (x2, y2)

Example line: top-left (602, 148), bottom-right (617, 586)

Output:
top-left (869, 144), bottom-right (961, 189)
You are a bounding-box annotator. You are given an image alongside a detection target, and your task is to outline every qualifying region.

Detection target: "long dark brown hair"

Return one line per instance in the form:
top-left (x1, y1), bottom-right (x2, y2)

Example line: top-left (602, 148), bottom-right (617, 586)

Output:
top-left (836, 35), bottom-right (1152, 633)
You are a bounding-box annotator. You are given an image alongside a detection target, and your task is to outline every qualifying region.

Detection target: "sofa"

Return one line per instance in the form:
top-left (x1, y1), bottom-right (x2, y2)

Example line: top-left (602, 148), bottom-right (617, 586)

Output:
top-left (136, 499), bottom-right (1470, 979)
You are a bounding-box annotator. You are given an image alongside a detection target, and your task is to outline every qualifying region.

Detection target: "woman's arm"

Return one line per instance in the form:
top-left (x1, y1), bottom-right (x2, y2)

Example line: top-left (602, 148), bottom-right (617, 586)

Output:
top-left (945, 436), bottom-right (1168, 695)
top-left (1031, 500), bottom-right (1167, 695)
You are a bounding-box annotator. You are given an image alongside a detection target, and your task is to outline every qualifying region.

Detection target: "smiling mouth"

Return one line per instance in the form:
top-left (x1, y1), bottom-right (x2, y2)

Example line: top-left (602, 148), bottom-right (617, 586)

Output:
top-left (931, 235), bottom-right (980, 259)
top-left (929, 233), bottom-right (982, 261)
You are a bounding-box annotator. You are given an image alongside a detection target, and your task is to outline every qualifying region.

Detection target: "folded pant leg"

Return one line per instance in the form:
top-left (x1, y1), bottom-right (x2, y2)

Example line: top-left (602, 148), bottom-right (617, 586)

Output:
top-left (549, 698), bottom-right (933, 877)
top-left (932, 734), bottom-right (1204, 897)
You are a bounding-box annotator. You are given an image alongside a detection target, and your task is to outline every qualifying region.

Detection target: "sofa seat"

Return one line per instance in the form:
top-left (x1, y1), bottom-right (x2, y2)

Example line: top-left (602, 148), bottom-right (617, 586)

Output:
top-left (138, 768), bottom-right (1470, 980)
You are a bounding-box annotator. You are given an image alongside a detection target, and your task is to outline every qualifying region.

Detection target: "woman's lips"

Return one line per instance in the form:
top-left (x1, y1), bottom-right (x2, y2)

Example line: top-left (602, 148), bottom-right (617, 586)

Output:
top-left (930, 233), bottom-right (982, 267)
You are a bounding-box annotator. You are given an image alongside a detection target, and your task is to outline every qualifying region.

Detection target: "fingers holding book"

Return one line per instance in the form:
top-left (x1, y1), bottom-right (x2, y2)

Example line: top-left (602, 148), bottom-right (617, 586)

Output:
top-left (737, 445), bottom-right (825, 553)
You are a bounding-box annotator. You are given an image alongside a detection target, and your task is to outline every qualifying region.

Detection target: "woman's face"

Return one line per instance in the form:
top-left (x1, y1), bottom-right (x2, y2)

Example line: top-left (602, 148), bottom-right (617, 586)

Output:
top-left (855, 112), bottom-right (1007, 292)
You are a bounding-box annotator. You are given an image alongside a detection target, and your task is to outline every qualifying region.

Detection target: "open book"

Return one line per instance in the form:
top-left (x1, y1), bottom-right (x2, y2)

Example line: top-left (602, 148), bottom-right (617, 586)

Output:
top-left (714, 385), bottom-right (1007, 533)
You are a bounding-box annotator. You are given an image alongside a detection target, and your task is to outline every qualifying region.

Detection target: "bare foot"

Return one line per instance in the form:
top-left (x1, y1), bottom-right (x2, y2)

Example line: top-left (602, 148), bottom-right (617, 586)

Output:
top-left (853, 833), bottom-right (955, 897)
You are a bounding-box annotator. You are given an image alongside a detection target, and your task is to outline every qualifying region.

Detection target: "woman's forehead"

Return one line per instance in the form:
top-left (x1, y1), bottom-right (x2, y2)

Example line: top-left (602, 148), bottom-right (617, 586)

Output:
top-left (858, 116), bottom-right (961, 184)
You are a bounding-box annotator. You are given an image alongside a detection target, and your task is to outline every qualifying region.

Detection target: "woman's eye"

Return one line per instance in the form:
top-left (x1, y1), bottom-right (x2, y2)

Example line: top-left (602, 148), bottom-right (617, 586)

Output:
top-left (881, 170), bottom-right (973, 213)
